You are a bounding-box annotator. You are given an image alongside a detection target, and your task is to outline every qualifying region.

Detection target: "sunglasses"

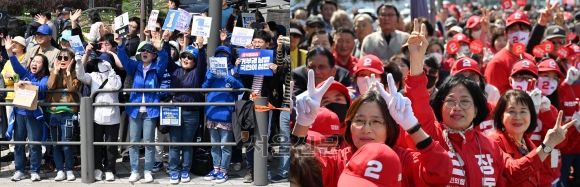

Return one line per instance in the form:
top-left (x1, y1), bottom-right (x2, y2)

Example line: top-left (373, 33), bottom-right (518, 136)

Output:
top-left (155, 27), bottom-right (161, 32)
top-left (550, 38), bottom-right (566, 45)
top-left (180, 54), bottom-right (193, 60)
top-left (423, 68), bottom-right (438, 76)
top-left (138, 47), bottom-right (157, 53)
top-left (57, 56), bottom-right (69, 61)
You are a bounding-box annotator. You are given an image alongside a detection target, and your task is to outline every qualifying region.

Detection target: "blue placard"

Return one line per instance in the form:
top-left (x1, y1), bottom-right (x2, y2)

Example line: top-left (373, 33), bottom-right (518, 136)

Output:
top-left (238, 49), bottom-right (274, 76)
top-left (160, 106), bottom-right (180, 126)
top-left (162, 10), bottom-right (180, 31)
top-left (210, 57), bottom-right (229, 78)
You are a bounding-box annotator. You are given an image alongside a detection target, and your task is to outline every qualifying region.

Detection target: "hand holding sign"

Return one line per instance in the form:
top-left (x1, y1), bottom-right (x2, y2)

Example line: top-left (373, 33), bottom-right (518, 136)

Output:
top-left (470, 40), bottom-right (484, 54)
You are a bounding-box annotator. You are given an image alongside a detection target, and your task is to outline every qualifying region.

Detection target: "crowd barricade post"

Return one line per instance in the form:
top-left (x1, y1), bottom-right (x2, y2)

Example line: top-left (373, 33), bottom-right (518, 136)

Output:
top-left (254, 97), bottom-right (269, 186)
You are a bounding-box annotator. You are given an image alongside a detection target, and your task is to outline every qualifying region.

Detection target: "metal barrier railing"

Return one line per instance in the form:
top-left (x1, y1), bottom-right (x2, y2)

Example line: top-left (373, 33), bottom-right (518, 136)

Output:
top-left (0, 88), bottom-right (271, 186)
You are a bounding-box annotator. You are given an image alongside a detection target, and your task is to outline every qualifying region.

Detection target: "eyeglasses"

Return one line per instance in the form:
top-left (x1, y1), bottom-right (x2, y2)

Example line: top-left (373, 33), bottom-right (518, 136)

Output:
top-left (35, 34), bottom-right (48, 38)
top-left (57, 56), bottom-right (69, 61)
top-left (550, 38), bottom-right (566, 45)
top-left (443, 99), bottom-right (473, 110)
top-left (154, 27), bottom-right (161, 32)
top-left (379, 13), bottom-right (397, 18)
top-left (423, 68), bottom-right (438, 76)
top-left (351, 118), bottom-right (386, 129)
top-left (180, 54), bottom-right (194, 60)
top-left (308, 24), bottom-right (324, 28)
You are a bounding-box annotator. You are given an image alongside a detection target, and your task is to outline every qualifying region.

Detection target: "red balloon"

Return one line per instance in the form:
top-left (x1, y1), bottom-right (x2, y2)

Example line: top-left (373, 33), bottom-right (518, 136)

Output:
top-left (513, 43), bottom-right (526, 55)
top-left (446, 40), bottom-right (460, 55)
top-left (469, 40), bottom-right (484, 54)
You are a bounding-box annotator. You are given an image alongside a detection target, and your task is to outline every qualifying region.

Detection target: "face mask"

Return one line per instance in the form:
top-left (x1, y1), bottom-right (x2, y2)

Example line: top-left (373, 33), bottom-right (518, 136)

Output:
top-left (325, 103), bottom-right (348, 122)
top-left (496, 24), bottom-right (505, 29)
top-left (511, 79), bottom-right (528, 91)
top-left (460, 45), bottom-right (470, 54)
top-left (471, 30), bottom-right (482, 40)
top-left (357, 77), bottom-right (382, 95)
top-left (429, 53), bottom-right (443, 65)
top-left (538, 77), bottom-right (558, 95)
top-left (426, 74), bottom-right (437, 89)
top-left (507, 31), bottom-right (530, 46)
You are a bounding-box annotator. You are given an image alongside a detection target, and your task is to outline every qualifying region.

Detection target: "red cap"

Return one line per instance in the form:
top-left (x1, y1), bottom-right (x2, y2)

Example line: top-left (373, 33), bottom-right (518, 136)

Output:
top-left (506, 11), bottom-right (530, 28)
top-left (338, 143), bottom-right (402, 187)
top-left (510, 59), bottom-right (538, 77)
top-left (306, 107), bottom-right (341, 145)
top-left (317, 80), bottom-right (352, 106)
top-left (537, 58), bottom-right (565, 80)
top-left (466, 16), bottom-right (481, 29)
top-left (451, 57), bottom-right (482, 76)
top-left (566, 44), bottom-right (580, 59)
top-left (354, 55), bottom-right (385, 76)
top-left (452, 33), bottom-right (471, 44)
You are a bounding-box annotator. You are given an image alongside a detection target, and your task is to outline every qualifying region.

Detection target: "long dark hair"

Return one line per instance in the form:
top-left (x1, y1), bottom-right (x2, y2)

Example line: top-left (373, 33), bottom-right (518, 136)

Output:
top-left (290, 144), bottom-right (323, 187)
top-left (493, 89), bottom-right (538, 134)
top-left (343, 91), bottom-right (400, 149)
top-left (28, 54), bottom-right (49, 80)
top-left (431, 74), bottom-right (489, 127)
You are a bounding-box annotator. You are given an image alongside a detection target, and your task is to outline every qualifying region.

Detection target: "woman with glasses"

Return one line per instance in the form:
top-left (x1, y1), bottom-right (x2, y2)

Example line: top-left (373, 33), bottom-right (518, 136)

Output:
top-left (404, 20), bottom-right (573, 187)
top-left (165, 30), bottom-right (207, 184)
top-left (114, 28), bottom-right (168, 183)
top-left (4, 37), bottom-right (50, 182)
top-left (45, 48), bottom-right (82, 181)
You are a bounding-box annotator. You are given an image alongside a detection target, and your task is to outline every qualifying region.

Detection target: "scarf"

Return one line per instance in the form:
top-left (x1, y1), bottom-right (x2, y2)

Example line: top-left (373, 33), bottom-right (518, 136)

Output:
top-left (443, 123), bottom-right (475, 153)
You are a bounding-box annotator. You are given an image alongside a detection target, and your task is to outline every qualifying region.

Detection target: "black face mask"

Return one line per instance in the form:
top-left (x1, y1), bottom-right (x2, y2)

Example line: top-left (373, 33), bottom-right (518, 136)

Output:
top-left (426, 74), bottom-right (437, 89)
top-left (325, 102), bottom-right (348, 122)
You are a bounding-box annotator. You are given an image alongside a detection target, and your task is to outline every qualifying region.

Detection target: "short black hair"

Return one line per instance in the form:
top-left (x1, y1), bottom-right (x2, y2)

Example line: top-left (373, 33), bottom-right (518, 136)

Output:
top-left (424, 55), bottom-right (439, 70)
top-left (29, 8), bottom-right (40, 18)
top-left (384, 62), bottom-right (402, 91)
top-left (130, 17), bottom-right (140, 29)
top-left (431, 74), bottom-right (489, 127)
top-left (42, 11), bottom-right (52, 21)
top-left (333, 27), bottom-right (356, 40)
top-left (253, 29), bottom-right (272, 44)
top-left (493, 89), bottom-right (538, 134)
top-left (320, 0), bottom-right (337, 10)
top-left (55, 4), bottom-right (64, 12)
top-left (307, 45), bottom-right (335, 67)
top-left (100, 33), bottom-right (118, 48)
top-left (292, 7), bottom-right (309, 18)
top-left (169, 0), bottom-right (181, 8)
top-left (376, 3), bottom-right (400, 20)
top-left (307, 30), bottom-right (328, 47)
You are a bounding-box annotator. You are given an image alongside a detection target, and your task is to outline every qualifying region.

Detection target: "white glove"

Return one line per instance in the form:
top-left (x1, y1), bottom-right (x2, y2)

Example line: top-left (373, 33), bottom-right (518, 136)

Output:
top-left (295, 69), bottom-right (334, 127)
top-left (564, 67), bottom-right (580, 85)
top-left (364, 74), bottom-right (377, 91)
top-left (540, 96), bottom-right (551, 112)
top-left (388, 93), bottom-right (419, 130)
top-left (376, 74), bottom-right (417, 130)
top-left (528, 88), bottom-right (542, 114)
top-left (572, 112), bottom-right (580, 132)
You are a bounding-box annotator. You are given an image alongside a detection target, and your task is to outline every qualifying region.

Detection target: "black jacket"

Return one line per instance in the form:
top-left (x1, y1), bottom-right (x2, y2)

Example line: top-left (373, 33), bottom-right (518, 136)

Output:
top-left (291, 65), bottom-right (351, 96)
top-left (232, 100), bottom-right (256, 148)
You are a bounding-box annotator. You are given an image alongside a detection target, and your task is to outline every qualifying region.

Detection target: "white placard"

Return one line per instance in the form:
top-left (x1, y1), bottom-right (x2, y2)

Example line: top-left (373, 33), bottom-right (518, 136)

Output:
top-left (147, 10), bottom-right (159, 31)
top-left (114, 12), bottom-right (129, 30)
top-left (241, 13), bottom-right (256, 28)
top-left (191, 16), bottom-right (212, 37)
top-left (69, 35), bottom-right (85, 55)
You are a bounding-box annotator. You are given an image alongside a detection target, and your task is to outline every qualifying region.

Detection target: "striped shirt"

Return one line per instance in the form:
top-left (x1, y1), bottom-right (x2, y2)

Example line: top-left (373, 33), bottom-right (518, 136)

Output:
top-left (277, 49), bottom-right (292, 106)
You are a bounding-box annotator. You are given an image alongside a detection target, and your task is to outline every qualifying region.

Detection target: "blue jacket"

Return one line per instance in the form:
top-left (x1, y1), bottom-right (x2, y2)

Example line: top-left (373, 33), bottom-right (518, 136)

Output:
top-left (117, 44), bottom-right (169, 118)
top-left (201, 46), bottom-right (244, 123)
top-left (166, 43), bottom-right (207, 111)
top-left (9, 55), bottom-right (48, 119)
top-left (160, 70), bottom-right (172, 100)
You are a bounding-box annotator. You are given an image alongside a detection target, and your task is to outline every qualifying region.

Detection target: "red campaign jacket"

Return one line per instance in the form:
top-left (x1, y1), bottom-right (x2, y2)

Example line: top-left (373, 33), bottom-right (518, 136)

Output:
top-left (484, 48), bottom-right (536, 95)
top-left (528, 105), bottom-right (566, 187)
top-left (486, 130), bottom-right (544, 187)
top-left (317, 141), bottom-right (452, 187)
top-left (474, 102), bottom-right (496, 135)
top-left (404, 73), bottom-right (547, 187)
top-left (556, 82), bottom-right (580, 154)
top-left (332, 52), bottom-right (358, 77)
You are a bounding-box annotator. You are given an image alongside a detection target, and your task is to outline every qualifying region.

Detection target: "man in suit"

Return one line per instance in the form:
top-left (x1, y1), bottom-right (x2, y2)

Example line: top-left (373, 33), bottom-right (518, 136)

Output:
top-left (292, 46), bottom-right (351, 96)
top-left (360, 3), bottom-right (409, 62)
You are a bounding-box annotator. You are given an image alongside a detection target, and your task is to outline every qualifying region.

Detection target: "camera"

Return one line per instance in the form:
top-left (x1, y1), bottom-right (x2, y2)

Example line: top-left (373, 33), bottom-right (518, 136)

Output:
top-left (91, 42), bottom-right (101, 51)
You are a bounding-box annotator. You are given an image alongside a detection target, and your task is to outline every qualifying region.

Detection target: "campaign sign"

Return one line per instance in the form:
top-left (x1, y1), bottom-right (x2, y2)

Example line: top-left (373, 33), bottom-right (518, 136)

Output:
top-left (69, 35), bottom-right (85, 55)
top-left (238, 49), bottom-right (274, 76)
top-left (191, 16), bottom-right (212, 37)
top-left (148, 10), bottom-right (159, 31)
top-left (162, 10), bottom-right (180, 31)
top-left (210, 57), bottom-right (229, 78)
top-left (160, 106), bottom-right (181, 126)
top-left (231, 27), bottom-right (255, 47)
top-left (114, 12), bottom-right (129, 36)
top-left (175, 8), bottom-right (192, 32)
top-left (241, 13), bottom-right (256, 28)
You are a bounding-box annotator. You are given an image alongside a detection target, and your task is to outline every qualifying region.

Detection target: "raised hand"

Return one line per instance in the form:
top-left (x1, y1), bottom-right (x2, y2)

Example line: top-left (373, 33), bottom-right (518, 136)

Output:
top-left (375, 74), bottom-right (418, 130)
top-left (538, 0), bottom-right (558, 26)
top-left (375, 74), bottom-right (398, 109)
top-left (70, 9), bottom-right (82, 23)
top-left (220, 29), bottom-right (228, 42)
top-left (151, 31), bottom-right (162, 50)
top-left (407, 19), bottom-right (429, 61)
top-left (34, 14), bottom-right (48, 25)
top-left (86, 43), bottom-right (94, 54)
top-left (543, 111), bottom-right (575, 148)
top-left (277, 35), bottom-right (285, 50)
top-left (162, 30), bottom-right (171, 42)
top-left (540, 96), bottom-right (551, 112)
top-left (4, 36), bottom-right (12, 56)
top-left (564, 67), bottom-right (579, 85)
top-left (364, 74), bottom-right (378, 92)
top-left (554, 3), bottom-right (564, 26)
top-left (184, 27), bottom-right (191, 37)
top-left (295, 69), bottom-right (334, 127)
top-left (480, 8), bottom-right (493, 34)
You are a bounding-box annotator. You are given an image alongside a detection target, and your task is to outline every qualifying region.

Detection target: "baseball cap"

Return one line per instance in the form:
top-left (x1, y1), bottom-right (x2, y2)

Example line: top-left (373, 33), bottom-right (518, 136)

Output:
top-left (448, 26), bottom-right (463, 34)
top-left (451, 57), bottom-right (482, 76)
top-left (445, 17), bottom-right (458, 27)
top-left (354, 55), bottom-right (385, 76)
top-left (452, 33), bottom-right (471, 44)
top-left (138, 43), bottom-right (158, 54)
top-left (35, 24), bottom-right (53, 35)
top-left (181, 45), bottom-right (199, 60)
top-left (566, 44), bottom-right (580, 59)
top-left (506, 11), bottom-right (530, 28)
top-left (317, 80), bottom-right (352, 106)
top-left (62, 7), bottom-right (72, 14)
top-left (169, 41), bottom-right (180, 52)
top-left (290, 28), bottom-right (302, 36)
top-left (11, 36), bottom-right (26, 47)
top-left (510, 59), bottom-right (538, 77)
top-left (538, 58), bottom-right (565, 80)
top-left (543, 25), bottom-right (566, 40)
top-left (466, 16), bottom-right (481, 29)
top-left (306, 107), bottom-right (341, 145)
top-left (306, 16), bottom-right (325, 27)
top-left (337, 143), bottom-right (402, 187)
top-left (60, 30), bottom-right (71, 42)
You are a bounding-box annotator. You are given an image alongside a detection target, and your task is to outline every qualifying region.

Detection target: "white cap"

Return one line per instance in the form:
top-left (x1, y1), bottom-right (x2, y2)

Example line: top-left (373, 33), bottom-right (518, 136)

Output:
top-left (449, 26), bottom-right (463, 33)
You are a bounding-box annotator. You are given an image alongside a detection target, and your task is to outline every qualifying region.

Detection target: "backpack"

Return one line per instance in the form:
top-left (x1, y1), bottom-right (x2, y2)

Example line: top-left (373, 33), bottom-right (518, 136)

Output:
top-left (190, 147), bottom-right (213, 176)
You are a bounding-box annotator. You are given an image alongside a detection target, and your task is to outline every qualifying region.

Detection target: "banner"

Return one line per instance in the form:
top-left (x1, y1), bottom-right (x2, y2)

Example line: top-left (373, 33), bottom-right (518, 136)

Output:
top-left (191, 16), bottom-right (212, 37)
top-left (241, 13), bottom-right (256, 28)
top-left (175, 8), bottom-right (192, 32)
top-left (238, 49), bottom-right (274, 76)
top-left (69, 35), bottom-right (85, 55)
top-left (160, 106), bottom-right (181, 126)
top-left (114, 12), bottom-right (129, 36)
top-left (147, 10), bottom-right (159, 31)
top-left (210, 57), bottom-right (229, 78)
top-left (231, 27), bottom-right (254, 47)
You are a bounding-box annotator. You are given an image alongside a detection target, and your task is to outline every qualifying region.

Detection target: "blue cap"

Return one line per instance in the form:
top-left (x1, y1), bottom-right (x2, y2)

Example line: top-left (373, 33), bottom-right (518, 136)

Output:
top-left (96, 53), bottom-right (112, 64)
top-left (35, 24), bottom-right (52, 35)
top-left (181, 46), bottom-right (199, 60)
